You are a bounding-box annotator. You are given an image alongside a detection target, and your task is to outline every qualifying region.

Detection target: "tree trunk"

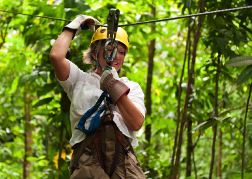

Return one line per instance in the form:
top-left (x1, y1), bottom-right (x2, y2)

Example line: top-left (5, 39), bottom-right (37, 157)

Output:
top-left (192, 147), bottom-right (198, 179)
top-left (173, 1), bottom-right (204, 178)
top-left (186, 119), bottom-right (192, 177)
top-left (170, 4), bottom-right (192, 178)
top-left (0, 20), bottom-right (9, 49)
top-left (209, 55), bottom-right (221, 179)
top-left (186, 8), bottom-right (193, 176)
top-left (145, 1), bottom-right (156, 171)
top-left (23, 90), bottom-right (33, 179)
top-left (217, 128), bottom-right (222, 179)
top-left (58, 91), bottom-right (71, 170)
top-left (217, 83), bottom-right (225, 179)
top-left (242, 84), bottom-right (252, 179)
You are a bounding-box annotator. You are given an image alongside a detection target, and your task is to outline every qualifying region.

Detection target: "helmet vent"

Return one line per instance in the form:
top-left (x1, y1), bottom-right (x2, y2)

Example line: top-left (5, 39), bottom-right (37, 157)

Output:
top-left (100, 29), bottom-right (106, 33)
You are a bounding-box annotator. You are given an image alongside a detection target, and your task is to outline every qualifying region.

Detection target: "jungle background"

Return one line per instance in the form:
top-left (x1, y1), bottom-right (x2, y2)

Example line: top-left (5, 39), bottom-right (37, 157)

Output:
top-left (1, 0), bottom-right (252, 179)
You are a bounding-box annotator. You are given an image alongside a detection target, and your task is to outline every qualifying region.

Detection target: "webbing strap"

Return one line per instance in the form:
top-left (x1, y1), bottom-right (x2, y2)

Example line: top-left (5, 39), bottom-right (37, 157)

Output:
top-left (77, 92), bottom-right (112, 135)
top-left (109, 137), bottom-right (121, 177)
top-left (96, 143), bottom-right (105, 170)
top-left (86, 115), bottom-right (139, 176)
top-left (113, 124), bottom-right (139, 165)
top-left (88, 126), bottom-right (103, 150)
top-left (113, 124), bottom-right (127, 148)
top-left (85, 126), bottom-right (105, 169)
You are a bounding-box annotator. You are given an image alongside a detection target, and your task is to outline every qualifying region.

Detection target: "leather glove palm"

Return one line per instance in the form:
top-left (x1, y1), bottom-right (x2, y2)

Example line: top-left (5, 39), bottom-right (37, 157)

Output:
top-left (63, 15), bottom-right (100, 38)
top-left (100, 67), bottom-right (130, 104)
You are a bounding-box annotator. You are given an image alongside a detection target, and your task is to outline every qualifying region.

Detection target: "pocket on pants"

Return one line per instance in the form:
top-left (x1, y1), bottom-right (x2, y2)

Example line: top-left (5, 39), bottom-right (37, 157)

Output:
top-left (70, 152), bottom-right (93, 179)
top-left (125, 155), bottom-right (146, 179)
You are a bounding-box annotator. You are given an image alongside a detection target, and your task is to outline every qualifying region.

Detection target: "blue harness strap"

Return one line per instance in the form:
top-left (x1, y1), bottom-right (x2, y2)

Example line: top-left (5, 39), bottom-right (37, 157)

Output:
top-left (77, 92), bottom-right (112, 135)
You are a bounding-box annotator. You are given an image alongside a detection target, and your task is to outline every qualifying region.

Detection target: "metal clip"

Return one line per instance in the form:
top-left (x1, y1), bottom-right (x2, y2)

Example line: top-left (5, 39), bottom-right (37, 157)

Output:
top-left (104, 97), bottom-right (113, 114)
top-left (103, 8), bottom-right (120, 66)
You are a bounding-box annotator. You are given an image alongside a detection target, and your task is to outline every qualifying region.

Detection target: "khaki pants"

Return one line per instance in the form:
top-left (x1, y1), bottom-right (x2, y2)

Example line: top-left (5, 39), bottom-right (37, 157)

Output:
top-left (69, 124), bottom-right (146, 179)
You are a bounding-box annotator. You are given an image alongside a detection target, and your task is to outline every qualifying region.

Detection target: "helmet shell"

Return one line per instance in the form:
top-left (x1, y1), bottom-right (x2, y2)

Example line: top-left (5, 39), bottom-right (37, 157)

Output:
top-left (90, 26), bottom-right (129, 50)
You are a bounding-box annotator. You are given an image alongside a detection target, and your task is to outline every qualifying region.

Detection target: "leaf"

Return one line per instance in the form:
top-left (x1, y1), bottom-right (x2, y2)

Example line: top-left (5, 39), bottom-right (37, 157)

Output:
top-left (247, 123), bottom-right (252, 133)
top-left (37, 83), bottom-right (55, 97)
top-left (30, 71), bottom-right (38, 83)
top-left (27, 157), bottom-right (38, 161)
top-left (9, 76), bottom-right (19, 94)
top-left (237, 65), bottom-right (252, 85)
top-left (39, 71), bottom-right (48, 82)
top-left (193, 117), bottom-right (231, 132)
top-left (193, 120), bottom-right (217, 132)
top-left (230, 172), bottom-right (252, 179)
top-left (19, 75), bottom-right (29, 86)
top-left (33, 97), bottom-right (54, 108)
top-left (223, 92), bottom-right (231, 103)
top-left (18, 58), bottom-right (27, 69)
top-left (215, 16), bottom-right (225, 28)
top-left (1, 147), bottom-right (12, 155)
top-left (224, 56), bottom-right (252, 67)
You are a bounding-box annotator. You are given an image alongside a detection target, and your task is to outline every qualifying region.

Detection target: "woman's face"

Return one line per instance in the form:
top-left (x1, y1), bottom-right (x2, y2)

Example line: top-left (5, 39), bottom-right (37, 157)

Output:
top-left (94, 42), bottom-right (126, 76)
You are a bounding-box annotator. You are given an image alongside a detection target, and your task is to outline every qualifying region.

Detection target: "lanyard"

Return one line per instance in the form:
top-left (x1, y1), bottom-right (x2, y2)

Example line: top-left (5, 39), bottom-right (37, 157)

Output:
top-left (77, 92), bottom-right (112, 135)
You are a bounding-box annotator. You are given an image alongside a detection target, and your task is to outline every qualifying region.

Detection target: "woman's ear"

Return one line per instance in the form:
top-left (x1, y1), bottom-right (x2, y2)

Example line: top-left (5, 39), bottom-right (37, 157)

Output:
top-left (92, 53), bottom-right (96, 60)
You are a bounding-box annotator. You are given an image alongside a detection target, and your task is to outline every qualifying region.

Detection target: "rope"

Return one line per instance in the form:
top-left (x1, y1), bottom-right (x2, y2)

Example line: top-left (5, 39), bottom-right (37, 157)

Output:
top-left (1, 5), bottom-right (252, 26)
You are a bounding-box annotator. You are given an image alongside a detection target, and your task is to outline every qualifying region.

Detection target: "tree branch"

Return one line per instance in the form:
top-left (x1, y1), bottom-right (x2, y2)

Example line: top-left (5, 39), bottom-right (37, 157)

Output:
top-left (242, 84), bottom-right (252, 179)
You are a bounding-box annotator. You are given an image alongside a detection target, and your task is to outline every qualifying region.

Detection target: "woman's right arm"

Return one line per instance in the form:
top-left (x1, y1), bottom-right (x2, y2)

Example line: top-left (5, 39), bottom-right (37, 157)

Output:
top-left (49, 29), bottom-right (74, 81)
top-left (50, 15), bottom-right (100, 81)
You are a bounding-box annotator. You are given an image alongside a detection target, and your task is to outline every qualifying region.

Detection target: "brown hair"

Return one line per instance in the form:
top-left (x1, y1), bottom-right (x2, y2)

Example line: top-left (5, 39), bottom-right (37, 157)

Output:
top-left (83, 40), bottom-right (106, 72)
top-left (83, 40), bottom-right (127, 72)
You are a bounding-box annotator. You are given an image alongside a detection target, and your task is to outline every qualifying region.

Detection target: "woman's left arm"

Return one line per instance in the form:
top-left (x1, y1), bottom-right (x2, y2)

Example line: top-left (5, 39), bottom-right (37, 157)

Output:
top-left (116, 95), bottom-right (144, 131)
top-left (100, 68), bottom-right (145, 131)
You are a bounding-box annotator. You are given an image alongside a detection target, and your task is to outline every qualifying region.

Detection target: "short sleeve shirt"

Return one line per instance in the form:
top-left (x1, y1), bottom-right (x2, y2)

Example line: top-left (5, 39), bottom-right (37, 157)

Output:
top-left (58, 60), bottom-right (146, 146)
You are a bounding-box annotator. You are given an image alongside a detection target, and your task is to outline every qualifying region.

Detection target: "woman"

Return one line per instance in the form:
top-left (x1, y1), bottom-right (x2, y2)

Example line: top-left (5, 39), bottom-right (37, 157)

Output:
top-left (50, 15), bottom-right (146, 179)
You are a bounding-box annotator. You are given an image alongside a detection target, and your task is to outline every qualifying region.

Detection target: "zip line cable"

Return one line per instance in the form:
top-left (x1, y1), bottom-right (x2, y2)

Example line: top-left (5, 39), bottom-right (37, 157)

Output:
top-left (0, 10), bottom-right (71, 22)
top-left (1, 5), bottom-right (252, 27)
top-left (119, 5), bottom-right (252, 27)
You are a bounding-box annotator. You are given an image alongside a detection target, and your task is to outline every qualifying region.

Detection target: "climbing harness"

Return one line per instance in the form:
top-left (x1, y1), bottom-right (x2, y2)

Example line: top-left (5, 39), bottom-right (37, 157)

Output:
top-left (83, 110), bottom-right (139, 177)
top-left (76, 90), bottom-right (139, 177)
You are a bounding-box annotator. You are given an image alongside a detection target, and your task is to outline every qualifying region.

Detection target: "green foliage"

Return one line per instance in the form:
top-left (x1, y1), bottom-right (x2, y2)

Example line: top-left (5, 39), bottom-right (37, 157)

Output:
top-left (236, 65), bottom-right (252, 85)
top-left (225, 56), bottom-right (252, 67)
top-left (1, 0), bottom-right (252, 178)
top-left (228, 172), bottom-right (252, 179)
top-left (193, 117), bottom-right (231, 132)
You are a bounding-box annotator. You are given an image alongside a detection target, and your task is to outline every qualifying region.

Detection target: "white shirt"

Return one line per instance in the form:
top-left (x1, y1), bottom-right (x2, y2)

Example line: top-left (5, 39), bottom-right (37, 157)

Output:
top-left (58, 60), bottom-right (146, 146)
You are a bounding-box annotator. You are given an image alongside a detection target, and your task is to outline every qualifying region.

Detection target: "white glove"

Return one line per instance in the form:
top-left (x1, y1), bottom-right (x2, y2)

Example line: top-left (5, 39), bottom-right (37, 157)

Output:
top-left (101, 67), bottom-right (120, 81)
top-left (64, 15), bottom-right (101, 38)
top-left (100, 67), bottom-right (130, 104)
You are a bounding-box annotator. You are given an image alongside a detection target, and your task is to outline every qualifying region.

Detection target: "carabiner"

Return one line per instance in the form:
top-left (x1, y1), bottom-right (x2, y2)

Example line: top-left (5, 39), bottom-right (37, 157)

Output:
top-left (103, 9), bottom-right (120, 67)
top-left (103, 40), bottom-right (118, 65)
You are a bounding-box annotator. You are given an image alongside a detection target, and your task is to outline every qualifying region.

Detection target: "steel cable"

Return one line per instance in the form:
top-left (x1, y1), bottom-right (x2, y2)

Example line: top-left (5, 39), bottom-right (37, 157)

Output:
top-left (1, 5), bottom-right (252, 27)
top-left (0, 9), bottom-right (72, 22)
top-left (119, 5), bottom-right (252, 27)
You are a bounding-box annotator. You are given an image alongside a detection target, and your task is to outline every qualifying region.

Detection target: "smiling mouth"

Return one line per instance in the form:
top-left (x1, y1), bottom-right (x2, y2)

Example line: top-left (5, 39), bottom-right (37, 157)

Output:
top-left (112, 62), bottom-right (118, 65)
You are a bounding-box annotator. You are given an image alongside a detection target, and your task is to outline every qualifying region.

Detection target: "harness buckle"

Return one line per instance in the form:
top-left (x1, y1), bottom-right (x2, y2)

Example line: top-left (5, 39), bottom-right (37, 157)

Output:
top-left (124, 146), bottom-right (130, 154)
top-left (104, 96), bottom-right (113, 115)
top-left (84, 147), bottom-right (93, 155)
